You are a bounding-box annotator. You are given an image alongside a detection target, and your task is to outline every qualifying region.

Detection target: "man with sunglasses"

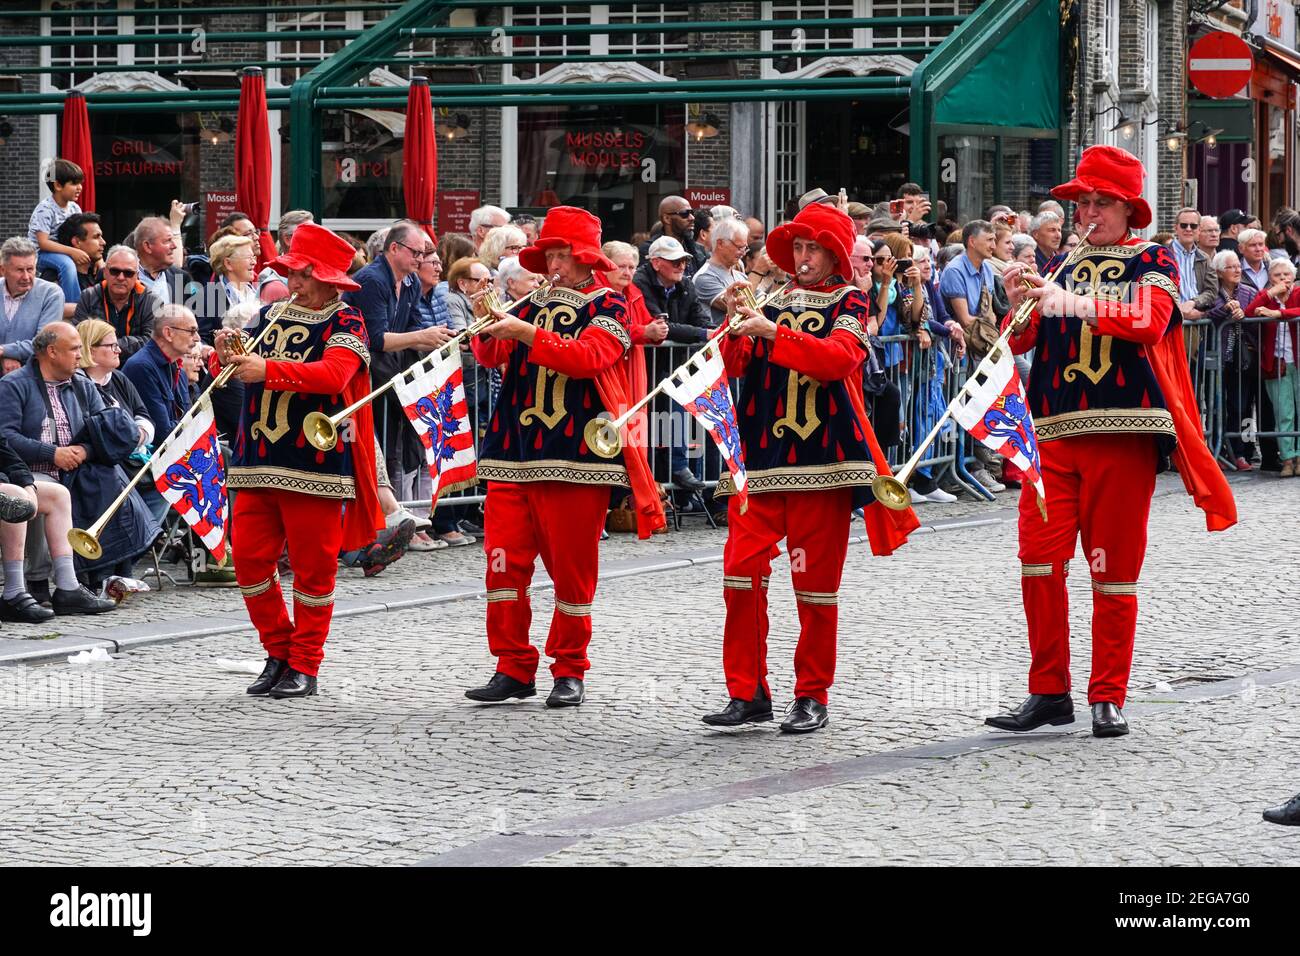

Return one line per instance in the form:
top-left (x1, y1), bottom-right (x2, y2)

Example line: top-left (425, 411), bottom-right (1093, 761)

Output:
top-left (73, 245), bottom-right (162, 360)
top-left (638, 196), bottom-right (706, 280)
top-left (1167, 206), bottom-right (1219, 322)
top-left (344, 221), bottom-right (456, 498)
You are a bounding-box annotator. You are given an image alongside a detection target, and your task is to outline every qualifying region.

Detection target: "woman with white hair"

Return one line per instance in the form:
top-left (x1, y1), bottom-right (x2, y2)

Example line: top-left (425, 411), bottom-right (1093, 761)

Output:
top-left (478, 224), bottom-right (528, 274)
top-left (197, 233), bottom-right (259, 340)
top-left (1204, 250), bottom-right (1255, 471)
top-left (1245, 255), bottom-right (1300, 476)
top-left (495, 255), bottom-right (541, 305)
top-left (1010, 233), bottom-right (1038, 272)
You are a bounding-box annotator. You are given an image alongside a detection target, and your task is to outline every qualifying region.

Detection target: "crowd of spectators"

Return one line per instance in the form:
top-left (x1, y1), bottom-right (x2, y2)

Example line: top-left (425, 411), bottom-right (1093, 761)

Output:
top-left (1, 153), bottom-right (1294, 627)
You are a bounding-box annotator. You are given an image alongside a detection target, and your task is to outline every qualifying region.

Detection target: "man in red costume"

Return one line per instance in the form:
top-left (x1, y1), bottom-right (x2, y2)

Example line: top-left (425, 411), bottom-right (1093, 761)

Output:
top-left (704, 202), bottom-right (919, 734)
top-left (988, 146), bottom-right (1236, 737)
top-left (217, 223), bottom-right (383, 699)
top-left (465, 207), bottom-right (663, 708)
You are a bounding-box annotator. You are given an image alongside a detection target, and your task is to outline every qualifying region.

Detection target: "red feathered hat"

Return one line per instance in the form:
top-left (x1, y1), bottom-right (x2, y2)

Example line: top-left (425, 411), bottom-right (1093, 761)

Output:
top-left (1051, 145), bottom-right (1152, 230)
top-left (519, 205), bottom-right (614, 276)
top-left (267, 222), bottom-right (361, 291)
top-left (766, 202), bottom-right (856, 276)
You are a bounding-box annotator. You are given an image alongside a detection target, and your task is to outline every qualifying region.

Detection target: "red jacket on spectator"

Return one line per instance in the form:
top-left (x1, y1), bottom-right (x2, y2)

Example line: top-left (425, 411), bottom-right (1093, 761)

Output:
top-left (1245, 287), bottom-right (1300, 379)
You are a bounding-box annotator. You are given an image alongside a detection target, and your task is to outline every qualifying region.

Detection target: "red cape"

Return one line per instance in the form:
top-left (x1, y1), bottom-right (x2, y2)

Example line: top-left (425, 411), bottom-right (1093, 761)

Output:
top-left (1145, 325), bottom-right (1237, 532)
top-left (341, 375), bottom-right (384, 551)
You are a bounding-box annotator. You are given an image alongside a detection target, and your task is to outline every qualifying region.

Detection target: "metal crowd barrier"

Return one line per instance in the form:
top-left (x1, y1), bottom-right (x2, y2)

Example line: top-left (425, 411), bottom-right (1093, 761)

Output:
top-left (1208, 315), bottom-right (1300, 465)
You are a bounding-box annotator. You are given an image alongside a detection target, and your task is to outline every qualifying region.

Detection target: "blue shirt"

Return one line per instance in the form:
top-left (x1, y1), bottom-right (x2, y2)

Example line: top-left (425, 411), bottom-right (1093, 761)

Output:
top-left (938, 252), bottom-right (996, 317)
top-left (1169, 241), bottom-right (1199, 302)
top-left (122, 338), bottom-right (191, 442)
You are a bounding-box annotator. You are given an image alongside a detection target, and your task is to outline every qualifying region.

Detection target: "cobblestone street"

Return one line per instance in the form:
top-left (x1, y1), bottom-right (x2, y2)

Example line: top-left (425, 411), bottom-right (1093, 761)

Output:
top-left (2, 472), bottom-right (1297, 866)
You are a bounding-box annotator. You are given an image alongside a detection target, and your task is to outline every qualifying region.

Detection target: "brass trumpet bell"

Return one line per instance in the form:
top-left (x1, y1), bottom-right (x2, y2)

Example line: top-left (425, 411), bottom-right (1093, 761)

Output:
top-left (68, 527), bottom-right (103, 560)
top-left (303, 410), bottom-right (339, 452)
top-left (870, 474), bottom-right (911, 511)
top-left (584, 418), bottom-right (622, 459)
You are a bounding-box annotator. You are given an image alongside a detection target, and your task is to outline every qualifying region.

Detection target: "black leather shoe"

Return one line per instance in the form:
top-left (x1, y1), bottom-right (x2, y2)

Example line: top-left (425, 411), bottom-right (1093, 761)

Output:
top-left (780, 697), bottom-right (829, 734)
top-left (464, 672), bottom-right (536, 703)
top-left (673, 467), bottom-right (706, 492)
top-left (1091, 701), bottom-right (1129, 738)
top-left (268, 667), bottom-right (317, 699)
top-left (702, 686), bottom-right (773, 726)
top-left (0, 591), bottom-right (55, 623)
top-left (0, 490), bottom-right (36, 524)
top-left (246, 657), bottom-right (288, 696)
top-left (51, 585), bottom-right (116, 615)
top-left (985, 693), bottom-right (1074, 732)
top-left (546, 677), bottom-right (585, 708)
top-left (1262, 793), bottom-right (1300, 826)
top-left (28, 578), bottom-right (51, 608)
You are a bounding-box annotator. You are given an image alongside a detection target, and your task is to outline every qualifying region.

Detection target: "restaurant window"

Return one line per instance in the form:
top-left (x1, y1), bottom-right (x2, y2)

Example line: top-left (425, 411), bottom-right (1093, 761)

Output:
top-left (935, 134), bottom-right (1058, 222)
top-left (765, 0), bottom-right (961, 73)
top-left (516, 102), bottom-right (686, 241)
top-left (507, 3), bottom-right (689, 81)
top-left (268, 6), bottom-right (351, 85)
top-left (45, 1), bottom-right (126, 91)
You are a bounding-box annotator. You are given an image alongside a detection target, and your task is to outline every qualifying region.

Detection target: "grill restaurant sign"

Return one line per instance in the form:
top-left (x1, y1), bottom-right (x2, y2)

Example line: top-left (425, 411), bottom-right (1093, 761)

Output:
top-left (95, 137), bottom-right (182, 178)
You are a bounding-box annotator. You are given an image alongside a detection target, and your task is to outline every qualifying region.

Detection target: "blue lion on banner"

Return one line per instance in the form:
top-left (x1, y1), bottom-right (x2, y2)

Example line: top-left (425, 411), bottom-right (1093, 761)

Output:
top-left (415, 381), bottom-right (461, 474)
top-left (688, 381), bottom-right (744, 470)
top-left (983, 393), bottom-right (1039, 468)
top-left (162, 433), bottom-right (226, 530)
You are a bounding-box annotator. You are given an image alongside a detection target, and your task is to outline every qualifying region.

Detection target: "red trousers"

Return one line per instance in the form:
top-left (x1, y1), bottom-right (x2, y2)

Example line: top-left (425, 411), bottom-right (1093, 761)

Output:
top-left (721, 488), bottom-right (851, 705)
top-left (483, 481), bottom-right (608, 682)
top-left (232, 489), bottom-right (344, 678)
top-left (1018, 434), bottom-right (1157, 707)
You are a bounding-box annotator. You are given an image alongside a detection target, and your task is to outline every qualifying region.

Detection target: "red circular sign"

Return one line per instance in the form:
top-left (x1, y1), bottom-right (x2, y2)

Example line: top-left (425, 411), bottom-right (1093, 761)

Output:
top-left (1189, 31), bottom-right (1254, 99)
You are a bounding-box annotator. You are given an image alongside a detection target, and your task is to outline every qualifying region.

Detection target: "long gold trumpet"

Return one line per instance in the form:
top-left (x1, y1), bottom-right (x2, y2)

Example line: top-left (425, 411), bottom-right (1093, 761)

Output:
top-left (870, 225), bottom-right (1097, 510)
top-left (67, 294), bottom-right (298, 560)
top-left (301, 275), bottom-right (558, 452)
top-left (585, 278), bottom-right (796, 459)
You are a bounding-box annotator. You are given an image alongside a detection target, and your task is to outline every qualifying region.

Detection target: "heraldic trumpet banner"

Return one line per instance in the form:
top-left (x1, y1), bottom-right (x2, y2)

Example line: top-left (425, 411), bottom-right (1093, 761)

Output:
top-left (150, 395), bottom-right (229, 561)
top-left (950, 347), bottom-right (1047, 512)
top-left (394, 346), bottom-right (478, 507)
top-left (660, 344), bottom-right (749, 514)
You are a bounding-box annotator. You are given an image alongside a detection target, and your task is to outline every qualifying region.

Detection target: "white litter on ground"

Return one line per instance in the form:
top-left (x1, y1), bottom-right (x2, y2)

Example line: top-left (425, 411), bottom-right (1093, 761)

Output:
top-left (66, 647), bottom-right (114, 665)
top-left (215, 658), bottom-right (265, 675)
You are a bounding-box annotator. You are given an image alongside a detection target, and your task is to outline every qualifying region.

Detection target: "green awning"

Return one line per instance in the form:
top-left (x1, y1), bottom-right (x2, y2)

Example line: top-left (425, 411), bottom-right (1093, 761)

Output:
top-left (1188, 97), bottom-right (1253, 144)
top-left (932, 0), bottom-right (1059, 129)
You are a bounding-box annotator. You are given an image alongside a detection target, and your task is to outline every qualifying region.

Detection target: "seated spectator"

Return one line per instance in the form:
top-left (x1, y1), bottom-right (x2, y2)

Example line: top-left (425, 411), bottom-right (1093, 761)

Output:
top-left (40, 213), bottom-right (105, 317)
top-left (478, 225), bottom-right (528, 277)
top-left (0, 323), bottom-right (123, 616)
top-left (258, 209), bottom-right (314, 303)
top-left (28, 159), bottom-right (84, 307)
top-left (196, 233), bottom-right (260, 341)
top-left (131, 216), bottom-right (195, 309)
top-left (122, 304), bottom-right (197, 520)
top-left (73, 245), bottom-right (160, 359)
top-left (693, 216), bottom-right (750, 326)
top-left (632, 235), bottom-right (714, 343)
top-left (1244, 257), bottom-right (1300, 476)
top-left (1, 237), bottom-right (64, 373)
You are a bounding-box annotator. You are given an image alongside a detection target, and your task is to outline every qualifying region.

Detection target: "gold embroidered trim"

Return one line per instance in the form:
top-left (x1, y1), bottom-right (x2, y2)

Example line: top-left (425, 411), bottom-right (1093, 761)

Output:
top-left (1021, 563), bottom-right (1053, 577)
top-left (485, 588), bottom-right (518, 603)
top-left (832, 314), bottom-right (869, 347)
top-left (437, 475), bottom-right (480, 496)
top-left (1034, 408), bottom-right (1175, 442)
top-left (478, 458), bottom-right (629, 487)
top-left (555, 598), bottom-right (592, 617)
top-left (1068, 242), bottom-right (1156, 260)
top-left (716, 461), bottom-right (877, 497)
top-left (769, 285), bottom-right (855, 310)
top-left (278, 299), bottom-right (348, 326)
top-left (1092, 580), bottom-right (1138, 596)
top-left (589, 315), bottom-right (632, 351)
top-left (228, 466), bottom-right (357, 498)
top-left (326, 332), bottom-right (371, 366)
top-left (239, 572), bottom-right (279, 598)
top-left (761, 575), bottom-right (770, 590)
top-left (794, 589), bottom-right (838, 606)
top-left (1136, 272), bottom-right (1179, 300)
top-left (723, 575), bottom-right (752, 591)
top-left (292, 587), bottom-right (335, 608)
top-left (542, 285), bottom-right (616, 309)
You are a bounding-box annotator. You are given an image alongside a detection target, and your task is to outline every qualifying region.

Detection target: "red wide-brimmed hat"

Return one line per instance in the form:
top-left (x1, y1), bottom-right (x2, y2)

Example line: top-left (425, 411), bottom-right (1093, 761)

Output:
top-left (519, 205), bottom-right (614, 275)
top-left (766, 202), bottom-right (856, 276)
top-left (267, 222), bottom-right (361, 291)
top-left (1051, 145), bottom-right (1152, 230)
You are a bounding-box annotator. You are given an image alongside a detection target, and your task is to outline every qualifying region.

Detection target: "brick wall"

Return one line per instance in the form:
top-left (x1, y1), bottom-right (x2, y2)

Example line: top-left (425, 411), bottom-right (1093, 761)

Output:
top-left (0, 16), bottom-right (45, 241)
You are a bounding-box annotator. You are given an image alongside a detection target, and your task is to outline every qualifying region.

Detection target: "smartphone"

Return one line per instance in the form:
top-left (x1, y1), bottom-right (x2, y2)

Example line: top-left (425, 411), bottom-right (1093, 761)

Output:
top-left (895, 258), bottom-right (913, 272)
top-left (889, 198), bottom-right (906, 217)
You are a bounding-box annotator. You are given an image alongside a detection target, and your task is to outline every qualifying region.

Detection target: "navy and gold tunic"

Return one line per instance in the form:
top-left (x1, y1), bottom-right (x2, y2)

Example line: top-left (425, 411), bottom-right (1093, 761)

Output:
top-left (477, 282), bottom-right (632, 486)
top-left (1028, 238), bottom-right (1180, 455)
top-left (229, 298), bottom-right (371, 498)
top-left (716, 282), bottom-right (877, 501)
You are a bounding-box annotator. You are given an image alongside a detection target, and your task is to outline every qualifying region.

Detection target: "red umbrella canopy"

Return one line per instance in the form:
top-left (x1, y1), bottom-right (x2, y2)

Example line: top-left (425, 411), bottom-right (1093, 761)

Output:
top-left (60, 91), bottom-right (95, 213)
top-left (235, 66), bottom-right (277, 268)
top-left (403, 77), bottom-right (438, 243)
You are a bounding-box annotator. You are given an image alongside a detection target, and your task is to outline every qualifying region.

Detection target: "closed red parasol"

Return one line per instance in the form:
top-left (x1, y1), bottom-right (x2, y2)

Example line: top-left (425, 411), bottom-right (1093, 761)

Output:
top-left (236, 66), bottom-right (277, 267)
top-left (61, 90), bottom-right (95, 213)
top-left (403, 76), bottom-right (438, 242)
